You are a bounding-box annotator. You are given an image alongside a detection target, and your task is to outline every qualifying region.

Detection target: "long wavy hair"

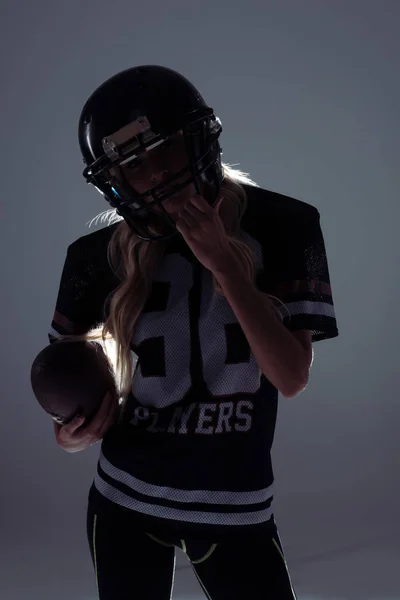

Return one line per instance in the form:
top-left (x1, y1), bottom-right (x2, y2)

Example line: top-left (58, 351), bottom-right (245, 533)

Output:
top-left (60, 164), bottom-right (286, 420)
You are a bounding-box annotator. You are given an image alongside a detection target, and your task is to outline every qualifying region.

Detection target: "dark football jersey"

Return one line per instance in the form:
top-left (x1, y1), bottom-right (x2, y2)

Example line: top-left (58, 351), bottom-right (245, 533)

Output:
top-left (49, 184), bottom-right (338, 541)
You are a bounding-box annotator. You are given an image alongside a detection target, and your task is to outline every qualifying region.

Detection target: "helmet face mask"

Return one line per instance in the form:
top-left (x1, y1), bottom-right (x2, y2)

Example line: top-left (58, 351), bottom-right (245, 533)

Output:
top-left (78, 66), bottom-right (224, 241)
top-left (110, 129), bottom-right (197, 210)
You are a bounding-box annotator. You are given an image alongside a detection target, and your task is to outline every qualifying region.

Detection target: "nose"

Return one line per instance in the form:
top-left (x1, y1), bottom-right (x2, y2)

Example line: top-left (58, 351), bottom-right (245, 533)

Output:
top-left (151, 169), bottom-right (169, 185)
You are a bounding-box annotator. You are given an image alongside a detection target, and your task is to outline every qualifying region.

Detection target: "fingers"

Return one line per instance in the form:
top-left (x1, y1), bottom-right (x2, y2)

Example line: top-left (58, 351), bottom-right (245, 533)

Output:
top-left (66, 412), bottom-right (86, 433)
top-left (91, 389), bottom-right (117, 430)
top-left (56, 389), bottom-right (118, 443)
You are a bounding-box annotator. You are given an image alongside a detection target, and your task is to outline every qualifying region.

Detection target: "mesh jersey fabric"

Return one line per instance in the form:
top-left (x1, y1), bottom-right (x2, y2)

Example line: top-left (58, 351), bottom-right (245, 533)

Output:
top-left (49, 183), bottom-right (338, 541)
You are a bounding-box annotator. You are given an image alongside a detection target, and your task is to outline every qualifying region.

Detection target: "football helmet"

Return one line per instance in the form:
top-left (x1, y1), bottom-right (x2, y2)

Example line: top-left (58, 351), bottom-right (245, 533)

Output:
top-left (78, 65), bottom-right (224, 241)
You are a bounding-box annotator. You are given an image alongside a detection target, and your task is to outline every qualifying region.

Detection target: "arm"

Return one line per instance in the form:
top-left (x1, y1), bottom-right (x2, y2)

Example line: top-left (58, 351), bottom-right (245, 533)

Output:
top-left (213, 262), bottom-right (312, 398)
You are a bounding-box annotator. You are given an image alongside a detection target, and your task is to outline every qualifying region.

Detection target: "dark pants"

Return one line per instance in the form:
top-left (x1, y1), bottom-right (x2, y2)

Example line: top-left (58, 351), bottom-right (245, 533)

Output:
top-left (86, 504), bottom-right (297, 599)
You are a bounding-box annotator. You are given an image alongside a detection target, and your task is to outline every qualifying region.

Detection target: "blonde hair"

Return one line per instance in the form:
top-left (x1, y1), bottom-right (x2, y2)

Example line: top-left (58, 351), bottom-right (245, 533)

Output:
top-left (60, 164), bottom-right (286, 420)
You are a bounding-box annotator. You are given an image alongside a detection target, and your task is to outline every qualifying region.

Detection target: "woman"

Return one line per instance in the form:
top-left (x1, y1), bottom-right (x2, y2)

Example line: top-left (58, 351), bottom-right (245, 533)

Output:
top-left (50, 65), bottom-right (338, 599)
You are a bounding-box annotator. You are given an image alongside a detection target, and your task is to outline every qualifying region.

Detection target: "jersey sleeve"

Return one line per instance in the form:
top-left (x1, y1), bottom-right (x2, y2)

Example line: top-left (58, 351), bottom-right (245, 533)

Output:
top-left (257, 207), bottom-right (339, 343)
top-left (48, 241), bottom-right (104, 344)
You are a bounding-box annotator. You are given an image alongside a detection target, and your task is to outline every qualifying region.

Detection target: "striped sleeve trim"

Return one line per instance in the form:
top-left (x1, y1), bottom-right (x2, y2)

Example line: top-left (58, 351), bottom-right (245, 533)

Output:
top-left (267, 279), bottom-right (338, 341)
top-left (52, 310), bottom-right (77, 333)
top-left (48, 311), bottom-right (94, 342)
top-left (269, 279), bottom-right (332, 298)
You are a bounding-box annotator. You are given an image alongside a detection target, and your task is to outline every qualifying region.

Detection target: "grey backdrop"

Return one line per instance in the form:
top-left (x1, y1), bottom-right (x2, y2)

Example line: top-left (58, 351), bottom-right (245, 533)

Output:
top-left (1, 1), bottom-right (399, 599)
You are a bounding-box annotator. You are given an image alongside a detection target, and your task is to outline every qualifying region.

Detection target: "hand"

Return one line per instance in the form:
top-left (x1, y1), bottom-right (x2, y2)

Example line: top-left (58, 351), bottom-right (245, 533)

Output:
top-left (175, 194), bottom-right (236, 273)
top-left (54, 390), bottom-right (119, 453)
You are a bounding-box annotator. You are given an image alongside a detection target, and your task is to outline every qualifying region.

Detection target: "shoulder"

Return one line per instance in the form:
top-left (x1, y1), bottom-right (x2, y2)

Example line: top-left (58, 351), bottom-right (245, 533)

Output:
top-left (240, 184), bottom-right (321, 246)
top-left (241, 183), bottom-right (320, 220)
top-left (62, 223), bottom-right (121, 290)
top-left (67, 222), bottom-right (120, 255)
